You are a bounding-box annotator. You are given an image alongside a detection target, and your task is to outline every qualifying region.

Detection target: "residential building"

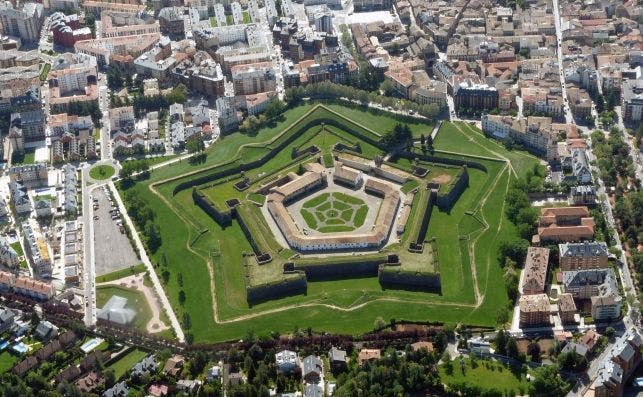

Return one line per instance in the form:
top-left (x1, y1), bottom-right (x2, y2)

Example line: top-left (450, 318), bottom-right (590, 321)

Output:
top-left (103, 382), bottom-right (129, 397)
top-left (99, 11), bottom-right (159, 39)
top-left (109, 106), bottom-right (135, 133)
top-left (559, 241), bottom-right (608, 271)
top-left (453, 81), bottom-right (498, 111)
top-left (0, 308), bottom-right (15, 334)
top-left (237, 91), bottom-right (277, 116)
top-left (302, 355), bottom-right (323, 384)
top-left (536, 206), bottom-right (595, 243)
top-left (275, 350), bottom-right (297, 373)
top-left (353, 0), bottom-right (391, 11)
top-left (481, 114), bottom-right (559, 161)
top-left (158, 7), bottom-right (184, 36)
top-left (131, 356), bottom-right (158, 378)
top-left (567, 86), bottom-right (592, 120)
top-left (580, 330), bottom-right (600, 353)
top-left (557, 293), bottom-right (577, 324)
top-left (75, 33), bottom-right (160, 66)
top-left (9, 95), bottom-right (45, 142)
top-left (622, 77), bottom-right (643, 123)
top-left (23, 221), bottom-right (53, 277)
top-left (134, 37), bottom-right (176, 85)
top-left (571, 149), bottom-right (592, 184)
top-left (328, 347), bottom-right (347, 372)
top-left (13, 276), bottom-right (54, 300)
top-left (571, 185), bottom-right (596, 205)
top-left (0, 2), bottom-right (43, 43)
top-left (8, 163), bottom-right (48, 185)
top-left (172, 54), bottom-right (225, 97)
top-left (0, 237), bottom-right (19, 268)
top-left (231, 61), bottom-right (277, 95)
top-left (521, 246), bottom-right (550, 295)
top-left (63, 164), bottom-right (78, 214)
top-left (35, 320), bottom-right (58, 341)
top-left (50, 13), bottom-right (92, 47)
top-left (358, 349), bottom-right (381, 365)
top-left (563, 268), bottom-right (619, 300)
top-left (216, 96), bottom-right (239, 133)
top-left (519, 293), bottom-right (550, 327)
top-left (592, 360), bottom-right (624, 397)
top-left (561, 341), bottom-right (588, 359)
top-left (591, 294), bottom-right (622, 322)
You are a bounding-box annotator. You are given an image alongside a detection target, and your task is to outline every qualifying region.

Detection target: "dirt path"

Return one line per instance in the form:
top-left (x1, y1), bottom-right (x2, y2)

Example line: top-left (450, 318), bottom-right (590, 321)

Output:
top-left (99, 274), bottom-right (171, 334)
top-left (451, 122), bottom-right (519, 178)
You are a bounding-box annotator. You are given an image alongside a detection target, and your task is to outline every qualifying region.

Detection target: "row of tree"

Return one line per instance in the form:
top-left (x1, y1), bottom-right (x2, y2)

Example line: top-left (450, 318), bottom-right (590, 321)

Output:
top-left (592, 128), bottom-right (637, 188)
top-left (123, 189), bottom-right (162, 253)
top-left (51, 101), bottom-right (102, 127)
top-left (285, 83), bottom-right (443, 120)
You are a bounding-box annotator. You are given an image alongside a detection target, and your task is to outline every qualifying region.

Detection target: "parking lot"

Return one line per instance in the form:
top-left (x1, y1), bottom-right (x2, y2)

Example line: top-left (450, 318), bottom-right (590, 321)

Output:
top-left (92, 186), bottom-right (139, 276)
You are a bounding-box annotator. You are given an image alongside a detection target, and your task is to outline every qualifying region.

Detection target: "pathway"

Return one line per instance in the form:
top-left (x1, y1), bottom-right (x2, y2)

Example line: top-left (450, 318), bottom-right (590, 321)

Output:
top-left (108, 181), bottom-right (185, 342)
top-left (99, 274), bottom-right (171, 334)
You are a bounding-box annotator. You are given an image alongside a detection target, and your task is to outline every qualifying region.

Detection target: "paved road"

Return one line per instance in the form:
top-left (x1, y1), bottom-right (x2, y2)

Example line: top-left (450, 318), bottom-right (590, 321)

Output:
top-left (108, 181), bottom-right (185, 343)
top-left (81, 167), bottom-right (98, 327)
top-left (97, 72), bottom-right (112, 161)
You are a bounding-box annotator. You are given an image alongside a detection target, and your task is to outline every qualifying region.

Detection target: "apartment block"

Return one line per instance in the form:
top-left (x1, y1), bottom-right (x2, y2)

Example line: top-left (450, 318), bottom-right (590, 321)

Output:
top-left (521, 246), bottom-right (550, 295)
top-left (559, 241), bottom-right (608, 271)
top-left (622, 77), bottom-right (643, 123)
top-left (557, 293), bottom-right (577, 324)
top-left (231, 62), bottom-right (276, 95)
top-left (481, 114), bottom-right (560, 161)
top-left (519, 293), bottom-right (550, 327)
top-left (0, 2), bottom-right (44, 43)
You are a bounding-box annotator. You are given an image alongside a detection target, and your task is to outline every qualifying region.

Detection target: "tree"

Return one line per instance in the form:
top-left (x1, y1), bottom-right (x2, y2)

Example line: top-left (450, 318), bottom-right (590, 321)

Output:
top-left (265, 98), bottom-right (287, 119)
top-left (604, 326), bottom-right (616, 340)
top-left (531, 365), bottom-right (571, 397)
top-left (527, 341), bottom-right (541, 362)
top-left (144, 221), bottom-right (161, 253)
top-left (178, 290), bottom-right (186, 305)
top-left (426, 135), bottom-right (433, 151)
top-left (380, 79), bottom-right (396, 96)
top-left (505, 336), bottom-right (520, 359)
top-left (104, 369), bottom-right (116, 388)
top-left (494, 330), bottom-right (508, 355)
top-left (186, 135), bottom-right (205, 154)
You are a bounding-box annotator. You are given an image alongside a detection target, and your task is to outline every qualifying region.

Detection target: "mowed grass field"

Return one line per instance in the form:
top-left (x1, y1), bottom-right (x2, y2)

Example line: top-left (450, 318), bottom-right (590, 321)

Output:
top-left (120, 103), bottom-right (539, 342)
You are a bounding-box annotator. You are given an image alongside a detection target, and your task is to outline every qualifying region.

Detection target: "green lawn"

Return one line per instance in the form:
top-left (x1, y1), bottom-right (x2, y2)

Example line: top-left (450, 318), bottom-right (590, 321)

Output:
top-left (226, 14), bottom-right (233, 24)
top-left (120, 155), bottom-right (177, 169)
top-left (96, 264), bottom-right (146, 283)
top-left (10, 242), bottom-right (28, 269)
top-left (90, 165), bottom-right (116, 180)
top-left (116, 103), bottom-right (539, 342)
top-left (39, 63), bottom-right (51, 81)
top-left (439, 357), bottom-right (531, 396)
top-left (12, 149), bottom-right (36, 165)
top-left (108, 349), bottom-right (148, 380)
top-left (209, 16), bottom-right (217, 27)
top-left (96, 286), bottom-right (152, 332)
top-left (0, 351), bottom-right (18, 374)
top-left (242, 10), bottom-right (251, 23)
